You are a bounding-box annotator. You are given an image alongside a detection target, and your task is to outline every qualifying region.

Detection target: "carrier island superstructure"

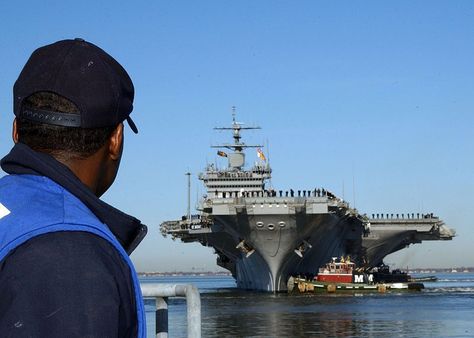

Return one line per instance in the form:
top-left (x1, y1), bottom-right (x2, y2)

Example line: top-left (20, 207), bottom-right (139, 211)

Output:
top-left (160, 115), bottom-right (455, 292)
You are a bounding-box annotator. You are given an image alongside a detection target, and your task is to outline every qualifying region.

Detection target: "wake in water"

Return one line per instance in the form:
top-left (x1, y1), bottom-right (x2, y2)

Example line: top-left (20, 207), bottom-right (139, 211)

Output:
top-left (425, 287), bottom-right (474, 293)
top-left (437, 278), bottom-right (474, 282)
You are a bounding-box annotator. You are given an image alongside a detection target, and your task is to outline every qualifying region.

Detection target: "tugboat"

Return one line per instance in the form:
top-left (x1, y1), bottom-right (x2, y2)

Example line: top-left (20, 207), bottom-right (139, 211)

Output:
top-left (372, 263), bottom-right (410, 283)
top-left (372, 264), bottom-right (438, 283)
top-left (288, 257), bottom-right (424, 293)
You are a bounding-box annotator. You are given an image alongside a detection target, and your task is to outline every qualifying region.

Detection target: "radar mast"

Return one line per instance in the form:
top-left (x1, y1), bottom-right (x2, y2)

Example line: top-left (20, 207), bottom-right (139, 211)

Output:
top-left (212, 107), bottom-right (263, 170)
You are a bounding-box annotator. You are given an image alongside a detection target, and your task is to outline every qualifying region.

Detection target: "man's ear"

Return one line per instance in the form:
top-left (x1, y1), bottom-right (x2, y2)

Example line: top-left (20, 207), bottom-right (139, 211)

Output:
top-left (109, 123), bottom-right (124, 160)
top-left (12, 118), bottom-right (19, 143)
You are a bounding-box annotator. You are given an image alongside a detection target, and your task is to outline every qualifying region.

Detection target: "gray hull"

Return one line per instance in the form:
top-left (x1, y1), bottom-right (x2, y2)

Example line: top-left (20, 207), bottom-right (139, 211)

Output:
top-left (214, 213), bottom-right (361, 291)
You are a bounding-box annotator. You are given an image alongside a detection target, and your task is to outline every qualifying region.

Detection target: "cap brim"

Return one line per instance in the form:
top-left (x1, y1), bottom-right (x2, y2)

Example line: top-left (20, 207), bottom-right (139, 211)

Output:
top-left (126, 116), bottom-right (138, 134)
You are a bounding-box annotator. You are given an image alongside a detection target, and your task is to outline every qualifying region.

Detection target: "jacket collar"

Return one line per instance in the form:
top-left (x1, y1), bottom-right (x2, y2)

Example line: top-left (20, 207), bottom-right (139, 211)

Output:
top-left (0, 143), bottom-right (147, 254)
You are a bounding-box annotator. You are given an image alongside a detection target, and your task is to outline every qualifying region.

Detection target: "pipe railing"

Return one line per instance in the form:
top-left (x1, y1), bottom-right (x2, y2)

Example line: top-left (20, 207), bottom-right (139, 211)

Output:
top-left (141, 283), bottom-right (201, 338)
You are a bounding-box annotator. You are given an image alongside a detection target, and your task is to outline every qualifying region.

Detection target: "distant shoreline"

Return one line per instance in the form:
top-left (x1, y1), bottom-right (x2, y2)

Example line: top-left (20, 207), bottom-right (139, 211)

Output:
top-left (407, 267), bottom-right (474, 274)
top-left (138, 271), bottom-right (232, 277)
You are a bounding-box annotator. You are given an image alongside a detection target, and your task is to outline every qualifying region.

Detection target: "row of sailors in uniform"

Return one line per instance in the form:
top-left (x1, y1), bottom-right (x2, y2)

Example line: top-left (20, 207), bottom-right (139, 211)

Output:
top-left (215, 188), bottom-right (336, 199)
top-left (371, 212), bottom-right (436, 220)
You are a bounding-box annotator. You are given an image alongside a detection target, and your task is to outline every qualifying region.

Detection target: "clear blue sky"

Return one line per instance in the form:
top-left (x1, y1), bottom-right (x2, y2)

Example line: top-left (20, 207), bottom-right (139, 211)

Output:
top-left (1, 1), bottom-right (472, 271)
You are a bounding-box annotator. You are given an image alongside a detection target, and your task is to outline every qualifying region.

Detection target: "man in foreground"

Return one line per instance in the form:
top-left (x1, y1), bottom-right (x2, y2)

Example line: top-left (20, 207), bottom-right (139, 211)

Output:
top-left (0, 39), bottom-right (147, 337)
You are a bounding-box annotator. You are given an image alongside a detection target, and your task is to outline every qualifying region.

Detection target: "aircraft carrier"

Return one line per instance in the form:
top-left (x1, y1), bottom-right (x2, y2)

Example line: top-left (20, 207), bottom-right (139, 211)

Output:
top-left (160, 113), bottom-right (455, 292)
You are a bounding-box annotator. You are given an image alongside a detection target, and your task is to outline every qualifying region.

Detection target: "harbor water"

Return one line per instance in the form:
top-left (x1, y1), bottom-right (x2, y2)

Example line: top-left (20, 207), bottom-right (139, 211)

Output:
top-left (141, 273), bottom-right (474, 337)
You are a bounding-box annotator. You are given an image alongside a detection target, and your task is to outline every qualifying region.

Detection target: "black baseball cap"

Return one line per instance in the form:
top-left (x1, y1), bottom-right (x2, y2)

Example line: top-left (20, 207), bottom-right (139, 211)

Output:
top-left (13, 38), bottom-right (138, 133)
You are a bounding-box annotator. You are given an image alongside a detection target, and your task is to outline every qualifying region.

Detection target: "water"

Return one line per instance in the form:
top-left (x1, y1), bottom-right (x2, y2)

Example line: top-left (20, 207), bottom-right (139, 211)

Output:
top-left (140, 273), bottom-right (474, 337)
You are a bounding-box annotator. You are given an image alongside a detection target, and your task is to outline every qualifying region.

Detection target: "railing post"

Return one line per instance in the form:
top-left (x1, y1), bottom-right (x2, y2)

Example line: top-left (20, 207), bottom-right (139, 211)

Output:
top-left (156, 297), bottom-right (168, 338)
top-left (141, 283), bottom-right (201, 338)
top-left (176, 285), bottom-right (201, 337)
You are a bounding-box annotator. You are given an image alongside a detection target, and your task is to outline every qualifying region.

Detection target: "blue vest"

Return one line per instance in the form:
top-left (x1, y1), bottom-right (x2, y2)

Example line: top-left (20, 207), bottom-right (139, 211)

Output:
top-left (0, 174), bottom-right (145, 337)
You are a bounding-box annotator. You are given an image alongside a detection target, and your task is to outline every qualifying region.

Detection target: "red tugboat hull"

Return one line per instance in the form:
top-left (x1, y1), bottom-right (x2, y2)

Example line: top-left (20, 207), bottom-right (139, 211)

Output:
top-left (316, 274), bottom-right (353, 283)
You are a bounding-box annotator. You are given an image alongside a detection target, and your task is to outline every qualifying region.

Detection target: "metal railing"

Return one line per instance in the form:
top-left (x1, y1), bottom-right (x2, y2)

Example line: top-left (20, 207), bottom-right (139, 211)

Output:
top-left (141, 283), bottom-right (201, 338)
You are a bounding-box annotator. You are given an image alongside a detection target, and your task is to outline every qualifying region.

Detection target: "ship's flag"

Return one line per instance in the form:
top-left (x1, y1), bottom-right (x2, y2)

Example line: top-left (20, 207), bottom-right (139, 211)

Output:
top-left (217, 150), bottom-right (228, 157)
top-left (257, 148), bottom-right (266, 161)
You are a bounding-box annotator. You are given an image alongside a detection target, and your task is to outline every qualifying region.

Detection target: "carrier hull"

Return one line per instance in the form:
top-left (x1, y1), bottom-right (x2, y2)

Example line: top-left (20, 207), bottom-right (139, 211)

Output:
top-left (212, 205), bottom-right (362, 291)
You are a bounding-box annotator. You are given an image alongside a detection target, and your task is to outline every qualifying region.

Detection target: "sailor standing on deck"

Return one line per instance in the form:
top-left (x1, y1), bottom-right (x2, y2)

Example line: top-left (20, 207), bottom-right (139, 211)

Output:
top-left (0, 39), bottom-right (147, 337)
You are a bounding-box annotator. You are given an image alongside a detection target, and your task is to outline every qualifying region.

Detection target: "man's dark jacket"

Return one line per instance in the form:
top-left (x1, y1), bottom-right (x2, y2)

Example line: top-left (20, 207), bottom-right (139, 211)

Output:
top-left (0, 143), bottom-right (147, 337)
